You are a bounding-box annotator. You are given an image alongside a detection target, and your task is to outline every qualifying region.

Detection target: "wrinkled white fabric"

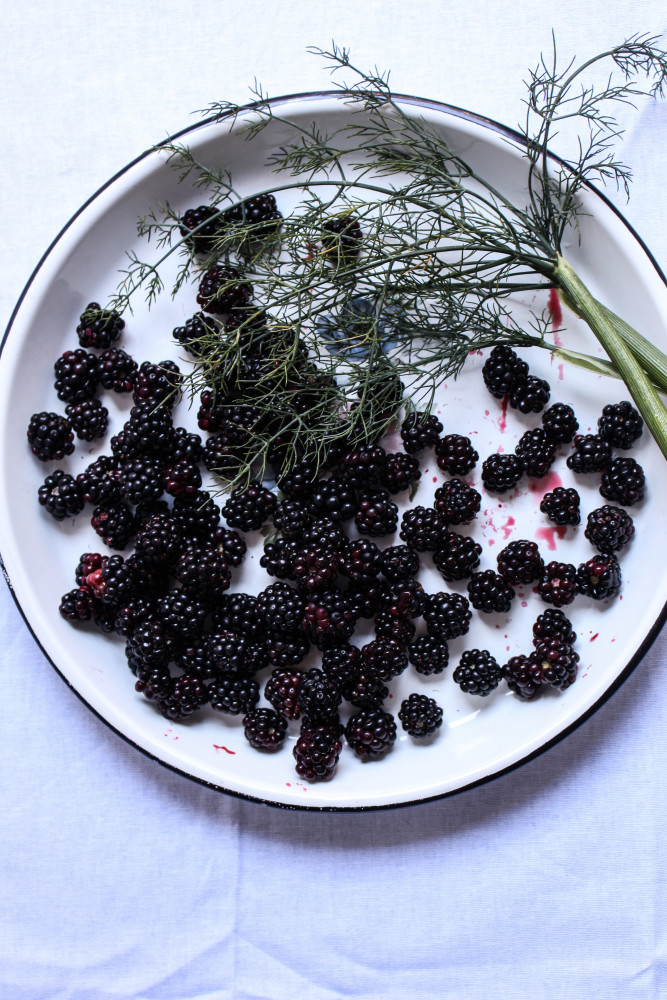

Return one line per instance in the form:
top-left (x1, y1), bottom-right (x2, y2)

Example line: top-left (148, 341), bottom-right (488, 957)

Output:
top-left (2, 2), bottom-right (667, 997)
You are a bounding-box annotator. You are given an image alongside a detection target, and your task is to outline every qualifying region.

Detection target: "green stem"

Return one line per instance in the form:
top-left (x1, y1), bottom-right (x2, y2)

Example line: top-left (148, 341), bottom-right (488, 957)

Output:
top-left (555, 254), bottom-right (667, 458)
top-left (595, 300), bottom-right (667, 394)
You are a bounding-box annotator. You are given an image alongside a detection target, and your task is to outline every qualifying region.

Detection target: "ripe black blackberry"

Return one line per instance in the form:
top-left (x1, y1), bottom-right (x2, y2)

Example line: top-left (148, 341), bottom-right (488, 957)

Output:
top-left (373, 611), bottom-right (415, 646)
top-left (91, 502), bottom-right (136, 550)
top-left (202, 435), bottom-right (246, 480)
top-left (123, 400), bottom-right (175, 459)
top-left (354, 490), bottom-right (399, 537)
top-left (321, 215), bottom-right (363, 261)
top-left (345, 669), bottom-right (389, 709)
top-left (66, 398), bottom-right (109, 441)
top-left (98, 347), bottom-right (137, 393)
top-left (264, 629), bottom-right (310, 669)
top-left (536, 561), bottom-right (578, 607)
top-left (292, 546), bottom-right (339, 592)
top-left (433, 478), bottom-right (482, 524)
top-left (433, 531), bottom-right (482, 581)
top-left (532, 639), bottom-right (579, 688)
top-left (542, 402), bottom-right (579, 443)
top-left (584, 505), bottom-right (634, 553)
top-left (77, 456), bottom-right (122, 506)
top-left (124, 553), bottom-right (171, 599)
top-left (244, 708), bottom-right (288, 751)
top-left (125, 619), bottom-right (176, 671)
top-left (301, 590), bottom-right (357, 648)
top-left (599, 456), bottom-right (645, 506)
top-left (297, 668), bottom-right (342, 723)
top-left (171, 491), bottom-right (220, 541)
top-left (399, 505), bottom-right (447, 551)
top-left (134, 511), bottom-right (183, 566)
top-left (76, 302), bottom-right (125, 349)
top-left (346, 579), bottom-right (392, 619)
top-left (260, 538), bottom-right (299, 579)
top-left (481, 453), bottom-right (524, 493)
top-left (435, 434), bottom-right (479, 476)
top-left (384, 579), bottom-right (426, 619)
top-left (400, 411), bottom-right (443, 453)
top-left (339, 445), bottom-right (387, 488)
top-left (133, 663), bottom-right (173, 703)
top-left (84, 554), bottom-right (136, 606)
top-left (179, 204), bottom-right (223, 254)
top-left (509, 374), bottom-right (551, 413)
top-left (381, 452), bottom-right (421, 493)
top-left (27, 411), bottom-right (75, 461)
top-left (468, 570), bottom-right (515, 614)
top-left (272, 498), bottom-right (312, 540)
top-left (132, 360), bottom-right (182, 409)
top-left (398, 694), bottom-right (444, 737)
top-left (321, 643), bottom-right (362, 690)
top-left (112, 595), bottom-right (156, 638)
top-left (222, 480), bottom-right (276, 531)
top-left (196, 266), bottom-right (253, 315)
top-left (209, 675), bottom-right (260, 715)
top-left (38, 470), bottom-right (85, 520)
top-left (502, 655), bottom-right (542, 701)
top-left (174, 634), bottom-right (223, 681)
top-left (156, 591), bottom-right (208, 638)
top-left (378, 544), bottom-right (420, 582)
top-left (597, 400), bottom-right (643, 448)
top-left (345, 708), bottom-right (397, 760)
top-left (338, 537), bottom-right (381, 582)
top-left (157, 675), bottom-right (210, 721)
top-left (265, 668), bottom-right (303, 719)
top-left (172, 312), bottom-right (220, 359)
top-left (174, 542), bottom-right (231, 605)
top-left (576, 552), bottom-right (622, 600)
top-left (54, 349), bottom-right (100, 403)
top-left (163, 458), bottom-right (202, 499)
top-left (277, 457), bottom-right (319, 498)
top-left (223, 193), bottom-right (282, 237)
top-left (496, 539), bottom-right (544, 585)
top-left (59, 586), bottom-right (100, 623)
top-left (566, 434), bottom-right (612, 474)
top-left (293, 725), bottom-right (343, 780)
top-left (453, 648), bottom-right (502, 695)
top-left (171, 427), bottom-right (205, 465)
top-left (119, 456), bottom-right (164, 506)
top-left (408, 634), bottom-right (449, 675)
top-left (482, 345), bottom-right (529, 398)
top-left (309, 476), bottom-right (357, 522)
top-left (515, 427), bottom-right (556, 478)
top-left (532, 608), bottom-right (576, 646)
top-left (423, 591), bottom-right (472, 639)
top-left (540, 486), bottom-right (581, 526)
top-left (256, 582), bottom-right (304, 632)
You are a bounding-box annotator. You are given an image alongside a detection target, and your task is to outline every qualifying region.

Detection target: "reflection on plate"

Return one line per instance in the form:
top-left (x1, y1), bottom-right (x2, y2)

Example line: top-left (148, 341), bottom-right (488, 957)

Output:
top-left (2, 94), bottom-right (667, 810)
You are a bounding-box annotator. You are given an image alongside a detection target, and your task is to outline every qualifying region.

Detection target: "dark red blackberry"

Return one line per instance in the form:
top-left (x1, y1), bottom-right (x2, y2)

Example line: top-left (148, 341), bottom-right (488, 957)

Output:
top-left (293, 546), bottom-right (339, 592)
top-left (531, 641), bottom-right (579, 689)
top-left (265, 629), bottom-right (310, 669)
top-left (542, 402), bottom-right (579, 443)
top-left (433, 478), bottom-right (482, 524)
top-left (223, 193), bottom-right (282, 238)
top-left (540, 486), bottom-right (581, 526)
top-left (453, 648), bottom-right (502, 695)
top-left (118, 456), bottom-right (164, 506)
top-left (91, 502), bottom-right (136, 550)
top-left (309, 476), bottom-right (357, 522)
top-left (260, 538), bottom-right (299, 579)
top-left (244, 708), bottom-right (288, 751)
top-left (163, 458), bottom-right (202, 499)
top-left (380, 452), bottom-right (421, 494)
top-left (54, 349), bottom-right (100, 404)
top-left (265, 669), bottom-right (303, 719)
top-left (398, 694), bottom-right (443, 737)
top-left (378, 544), bottom-right (420, 582)
top-left (27, 411), bottom-right (75, 461)
top-left (321, 214), bottom-right (363, 261)
top-left (156, 591), bottom-right (208, 638)
top-left (173, 312), bottom-right (220, 359)
top-left (433, 531), bottom-right (482, 581)
top-left (132, 360), bottom-right (182, 410)
top-left (75, 551), bottom-right (105, 586)
top-left (354, 490), bottom-right (399, 537)
top-left (293, 726), bottom-right (343, 780)
top-left (532, 608), bottom-right (576, 646)
top-left (423, 591), bottom-right (472, 639)
top-left (435, 435), bottom-right (479, 476)
top-left (222, 480), bottom-right (276, 531)
top-left (123, 401), bottom-right (175, 459)
top-left (338, 537), bottom-right (381, 582)
top-left (276, 457), bottom-right (319, 498)
top-left (76, 456), bottom-right (122, 505)
top-left (597, 400), bottom-right (643, 448)
top-left (345, 708), bottom-right (397, 760)
top-left (482, 345), bottom-right (529, 398)
top-left (536, 561), bottom-right (578, 607)
top-left (256, 582), bottom-right (304, 632)
top-left (98, 347), bottom-right (137, 393)
top-left (496, 539), bottom-right (544, 585)
top-left (408, 634), bottom-right (449, 675)
top-left (209, 675), bottom-right (260, 715)
top-left (59, 586), bottom-right (100, 623)
top-left (76, 302), bottom-right (124, 349)
top-left (66, 398), bottom-right (108, 441)
top-left (502, 654), bottom-right (542, 701)
top-left (599, 457), bottom-right (645, 506)
top-left (566, 434), bottom-right (612, 474)
top-left (297, 668), bottom-right (342, 723)
top-left (179, 204), bottom-right (224, 254)
top-left (38, 470), bottom-right (85, 520)
top-left (83, 554), bottom-right (136, 606)
top-left (576, 552), bottom-right (622, 600)
top-left (125, 619), bottom-right (175, 671)
top-left (373, 611), bottom-right (415, 646)
top-left (584, 505), bottom-right (634, 554)
top-left (301, 590), bottom-right (357, 648)
top-left (196, 388), bottom-right (229, 433)
top-left (272, 498), bottom-right (311, 540)
top-left (174, 542), bottom-right (231, 605)
top-left (196, 266), bottom-right (253, 315)
top-left (467, 570), bottom-right (515, 614)
top-left (339, 445), bottom-right (386, 488)
top-left (134, 511), bottom-right (183, 566)
top-left (515, 427), bottom-right (556, 478)
top-left (400, 411), bottom-right (443, 454)
top-left (157, 675), bottom-right (209, 721)
top-left (509, 374), bottom-right (550, 414)
top-left (399, 506), bottom-right (447, 551)
top-left (481, 453), bottom-right (524, 493)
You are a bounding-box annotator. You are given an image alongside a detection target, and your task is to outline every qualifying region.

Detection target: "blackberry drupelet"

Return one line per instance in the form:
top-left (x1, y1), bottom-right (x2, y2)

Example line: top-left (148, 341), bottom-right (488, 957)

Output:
top-left (76, 302), bottom-right (124, 349)
top-left (502, 654), bottom-right (542, 701)
top-left (293, 726), bottom-right (343, 780)
top-left (532, 608), bottom-right (576, 646)
top-left (400, 411), bottom-right (443, 453)
top-left (196, 266), bottom-right (253, 315)
top-left (54, 349), bottom-right (100, 403)
top-left (338, 537), bottom-right (381, 582)
top-left (542, 402), bottom-right (579, 443)
top-left (98, 347), bottom-right (138, 393)
top-left (119, 456), bottom-right (164, 506)
top-left (536, 561), bottom-right (578, 607)
top-left (132, 360), bottom-right (182, 409)
top-left (309, 476), bottom-right (357, 523)
top-left (597, 400), bottom-right (643, 448)
top-left (423, 591), bottom-right (472, 639)
top-left (435, 434), bottom-right (479, 476)
top-left (91, 502), bottom-right (136, 550)
top-left (157, 675), bottom-right (209, 721)
top-left (399, 506), bottom-right (447, 551)
top-left (496, 539), bottom-right (544, 585)
top-left (576, 552), bottom-right (622, 600)
top-left (433, 531), bottom-right (483, 581)
top-left (453, 649), bottom-right (502, 695)
top-left (209, 675), bottom-right (260, 715)
top-left (179, 204), bottom-right (223, 254)
top-left (599, 457), bottom-right (645, 506)
top-left (398, 694), bottom-right (443, 737)
top-left (38, 470), bottom-right (85, 520)
top-left (243, 708), bottom-right (288, 751)
top-left (433, 478), bottom-right (482, 524)
top-left (408, 634), bottom-right (449, 675)
top-left (584, 505), bottom-right (634, 553)
top-left (378, 544), bottom-right (420, 582)
top-left (354, 489), bottom-right (399, 537)
top-left (481, 453), bottom-right (524, 493)
top-left (27, 411), bottom-right (75, 461)
top-left (540, 486), bottom-right (581, 526)
top-left (566, 434), bottom-right (612, 474)
top-left (467, 570), bottom-right (515, 613)
top-left (222, 480), bottom-right (276, 531)
top-left (482, 345), bottom-right (529, 398)
top-left (509, 374), bottom-right (551, 413)
top-left (173, 312), bottom-right (220, 359)
top-left (381, 452), bottom-right (421, 493)
top-left (265, 669), bottom-right (304, 719)
top-left (515, 427), bottom-right (556, 478)
top-left (345, 708), bottom-right (397, 760)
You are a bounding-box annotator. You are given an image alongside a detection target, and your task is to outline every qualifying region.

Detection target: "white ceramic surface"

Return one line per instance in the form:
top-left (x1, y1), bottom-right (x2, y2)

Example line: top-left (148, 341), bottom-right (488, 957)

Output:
top-left (1, 94), bottom-right (666, 810)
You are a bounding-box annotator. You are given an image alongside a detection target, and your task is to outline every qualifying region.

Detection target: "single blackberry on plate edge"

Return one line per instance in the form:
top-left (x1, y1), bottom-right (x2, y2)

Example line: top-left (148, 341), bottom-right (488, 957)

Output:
top-left (597, 400), bottom-right (643, 448)
top-left (76, 302), bottom-right (124, 349)
top-left (423, 591), bottom-right (472, 640)
top-left (399, 506), bottom-right (447, 551)
top-left (400, 411), bottom-right (443, 453)
top-left (157, 675), bottom-right (210, 721)
top-left (576, 552), bottom-right (622, 600)
top-left (435, 434), bottom-right (479, 476)
top-left (354, 489), bottom-right (399, 537)
top-left (599, 457), bottom-right (645, 506)
top-left (27, 412), bottom-right (74, 461)
top-left (293, 726), bottom-right (343, 780)
top-left (566, 434), bottom-right (612, 474)
top-left (179, 204), bottom-right (223, 255)
top-left (502, 655), bottom-right (542, 701)
top-left (453, 648), bottom-right (502, 695)
top-left (196, 266), bottom-right (253, 315)
top-left (482, 345), bottom-right (529, 398)
top-left (222, 480), bottom-right (276, 531)
top-left (540, 487), bottom-right (581, 526)
top-left (532, 608), bottom-right (576, 646)
top-left (398, 694), bottom-right (444, 738)
top-left (345, 708), bottom-right (397, 760)
top-left (433, 531), bottom-right (482, 581)
top-left (536, 561), bottom-right (578, 607)
top-left (265, 669), bottom-right (304, 719)
top-left (53, 349), bottom-right (99, 404)
top-left (38, 470), bottom-right (84, 520)
top-left (244, 708), bottom-right (288, 751)
top-left (509, 374), bottom-right (551, 414)
top-left (378, 544), bottom-right (420, 582)
top-left (584, 505), bottom-right (634, 553)
top-left (481, 452), bottom-right (524, 493)
top-left (433, 478), bottom-right (482, 524)
top-left (515, 428), bottom-right (556, 478)
top-left (542, 402), bottom-right (579, 443)
top-left (496, 539), bottom-right (544, 585)
top-left (467, 570), bottom-right (515, 614)
top-left (381, 452), bottom-right (421, 494)
top-left (209, 675), bottom-right (260, 715)
top-left (59, 586), bottom-right (100, 623)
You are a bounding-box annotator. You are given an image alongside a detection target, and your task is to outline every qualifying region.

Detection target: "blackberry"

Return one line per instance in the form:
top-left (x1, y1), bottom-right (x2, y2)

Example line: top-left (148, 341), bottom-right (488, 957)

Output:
top-left (256, 582), bottom-right (304, 632)
top-left (467, 570), bottom-right (515, 614)
top-left (584, 505), bottom-right (634, 554)
top-left (576, 552), bottom-right (622, 600)
top-left (66, 398), bottom-right (109, 441)
top-left (373, 610), bottom-right (415, 646)
top-left (157, 675), bottom-right (209, 721)
top-left (171, 427), bottom-right (205, 465)
top-left (119, 456), bottom-right (164, 506)
top-left (222, 480), bottom-right (276, 531)
top-left (408, 634), bottom-right (449, 675)
top-left (532, 608), bottom-right (576, 646)
top-left (38, 470), bottom-right (85, 520)
top-left (174, 542), bottom-right (231, 605)
top-left (265, 669), bottom-right (303, 719)
top-left (384, 579), bottom-right (426, 619)
top-left (301, 590), bottom-right (357, 648)
top-left (75, 551), bottom-right (105, 586)
top-left (532, 639), bottom-right (579, 688)
top-left (134, 511), bottom-right (182, 566)
top-left (126, 619), bottom-right (175, 671)
top-left (433, 478), bottom-right (481, 524)
top-left (76, 302), bottom-right (124, 349)
top-left (502, 654), bottom-right (542, 701)
top-left (293, 726), bottom-right (343, 780)
top-left (59, 586), bottom-right (100, 623)
top-left (482, 345), bottom-right (529, 398)
top-left (202, 435), bottom-right (245, 480)
top-left (209, 675), bottom-right (260, 715)
top-left (132, 360), bottom-right (181, 409)
top-left (112, 595), bottom-right (156, 638)
top-left (272, 498), bottom-right (312, 540)
top-left (321, 643), bottom-right (362, 690)
top-left (84, 554), bottom-right (135, 606)
top-left (27, 411), bottom-right (75, 461)
top-left (174, 635), bottom-right (222, 680)
top-left (123, 401), bottom-right (175, 459)
top-left (133, 664), bottom-right (173, 703)
top-left (277, 458), bottom-right (318, 498)
top-left (399, 506), bottom-right (447, 551)
top-left (54, 349), bottom-right (100, 403)
top-left (321, 215), bottom-right (363, 262)
top-left (433, 531), bottom-right (482, 581)
top-left (196, 266), bottom-right (253, 315)
top-left (179, 204), bottom-right (223, 254)
top-left (435, 434), bottom-right (479, 476)
top-left (423, 592), bottom-right (472, 639)
top-left (91, 502), bottom-right (136, 550)
top-left (346, 579), bottom-right (392, 619)
top-left (400, 411), bottom-right (443, 453)
top-left (496, 539), bottom-right (544, 585)
top-left (354, 490), bottom-right (399, 537)
top-left (481, 453), bottom-right (524, 493)
top-left (171, 491), bottom-right (220, 540)
top-left (378, 544), bottom-right (420, 582)
top-left (209, 629), bottom-right (266, 675)
top-left (156, 591), bottom-right (208, 638)
top-left (223, 193), bottom-right (282, 238)
top-left (515, 427), bottom-right (556, 478)
top-left (345, 669), bottom-right (389, 709)
top-left (293, 546), bottom-right (339, 592)
top-left (566, 434), bottom-right (612, 474)
top-left (76, 456), bottom-right (122, 506)
top-left (124, 553), bottom-right (171, 598)
top-left (597, 400), bottom-right (643, 448)
top-left (508, 374), bottom-right (550, 414)
top-left (297, 668), bottom-right (342, 723)
top-left (540, 486), bottom-right (581, 526)
top-left (243, 708), bottom-right (288, 751)
top-left (215, 593), bottom-right (265, 641)
top-left (453, 648), bottom-right (502, 695)
top-left (542, 402), bottom-right (579, 443)
top-left (260, 538), bottom-right (299, 579)
top-left (380, 452), bottom-right (421, 494)
top-left (599, 457), bottom-right (645, 506)
top-left (398, 694), bottom-right (443, 737)
top-left (339, 445), bottom-right (386, 488)
top-left (163, 458), bottom-right (202, 499)
top-left (536, 561), bottom-right (578, 607)
top-left (309, 476), bottom-right (357, 522)
top-left (173, 312), bottom-right (220, 359)
top-left (345, 708), bottom-right (397, 760)
top-left (338, 537), bottom-right (381, 583)
top-left (98, 347), bottom-right (137, 393)
top-left (265, 629), bottom-right (310, 669)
